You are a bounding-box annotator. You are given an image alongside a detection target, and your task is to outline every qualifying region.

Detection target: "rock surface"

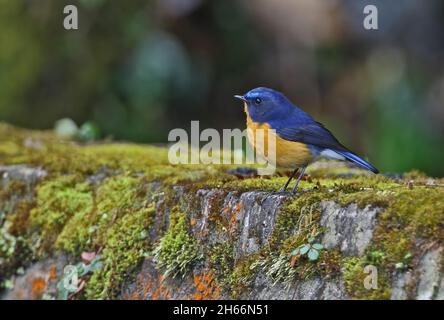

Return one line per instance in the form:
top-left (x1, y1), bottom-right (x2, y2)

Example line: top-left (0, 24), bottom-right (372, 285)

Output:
top-left (416, 247), bottom-right (443, 300)
top-left (320, 201), bottom-right (380, 256)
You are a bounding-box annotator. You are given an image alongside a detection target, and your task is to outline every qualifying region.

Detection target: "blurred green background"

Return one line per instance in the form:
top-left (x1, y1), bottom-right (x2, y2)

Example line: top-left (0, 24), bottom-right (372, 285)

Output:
top-left (0, 0), bottom-right (443, 176)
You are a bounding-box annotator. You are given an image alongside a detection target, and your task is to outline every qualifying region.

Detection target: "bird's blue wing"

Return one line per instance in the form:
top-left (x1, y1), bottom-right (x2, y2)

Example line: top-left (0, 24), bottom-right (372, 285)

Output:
top-left (274, 120), bottom-right (349, 152)
top-left (272, 119), bottom-right (379, 173)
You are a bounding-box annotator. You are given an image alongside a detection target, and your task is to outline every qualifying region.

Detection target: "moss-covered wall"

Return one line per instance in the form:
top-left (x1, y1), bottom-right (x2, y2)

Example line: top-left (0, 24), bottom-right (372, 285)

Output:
top-left (0, 123), bottom-right (443, 300)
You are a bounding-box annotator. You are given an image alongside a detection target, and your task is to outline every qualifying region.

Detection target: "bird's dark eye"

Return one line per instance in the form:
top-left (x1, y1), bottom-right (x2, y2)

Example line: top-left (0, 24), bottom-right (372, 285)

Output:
top-left (254, 97), bottom-right (262, 105)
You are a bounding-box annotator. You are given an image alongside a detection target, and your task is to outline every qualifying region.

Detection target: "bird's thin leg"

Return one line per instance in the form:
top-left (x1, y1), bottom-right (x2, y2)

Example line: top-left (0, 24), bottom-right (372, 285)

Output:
top-left (291, 165), bottom-right (307, 194)
top-left (280, 168), bottom-right (298, 192)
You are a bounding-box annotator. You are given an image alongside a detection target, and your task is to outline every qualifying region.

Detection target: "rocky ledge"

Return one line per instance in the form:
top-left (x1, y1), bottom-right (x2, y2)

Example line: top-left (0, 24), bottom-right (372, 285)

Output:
top-left (0, 123), bottom-right (443, 300)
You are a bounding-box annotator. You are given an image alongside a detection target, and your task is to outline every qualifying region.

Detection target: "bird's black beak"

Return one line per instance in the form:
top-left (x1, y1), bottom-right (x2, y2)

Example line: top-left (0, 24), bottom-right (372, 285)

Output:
top-left (234, 95), bottom-right (247, 103)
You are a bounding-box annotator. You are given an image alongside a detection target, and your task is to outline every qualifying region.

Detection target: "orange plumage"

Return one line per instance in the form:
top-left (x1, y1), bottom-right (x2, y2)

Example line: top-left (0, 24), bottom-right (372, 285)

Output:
top-left (244, 104), bottom-right (313, 169)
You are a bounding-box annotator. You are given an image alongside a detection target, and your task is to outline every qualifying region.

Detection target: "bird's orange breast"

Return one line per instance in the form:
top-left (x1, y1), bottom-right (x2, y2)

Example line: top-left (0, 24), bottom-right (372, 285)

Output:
top-left (244, 104), bottom-right (313, 169)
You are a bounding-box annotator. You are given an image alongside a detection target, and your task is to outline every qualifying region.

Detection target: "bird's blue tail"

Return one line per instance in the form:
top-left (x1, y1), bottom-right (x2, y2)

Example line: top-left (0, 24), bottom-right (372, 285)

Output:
top-left (335, 150), bottom-right (379, 173)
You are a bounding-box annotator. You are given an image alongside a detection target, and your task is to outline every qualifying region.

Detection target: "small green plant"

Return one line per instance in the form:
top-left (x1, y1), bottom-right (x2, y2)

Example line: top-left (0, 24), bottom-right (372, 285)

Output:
top-left (291, 237), bottom-right (324, 261)
top-left (153, 210), bottom-right (202, 278)
top-left (77, 121), bottom-right (100, 142)
top-left (395, 252), bottom-right (413, 271)
top-left (367, 250), bottom-right (385, 264)
top-left (1, 279), bottom-right (14, 290)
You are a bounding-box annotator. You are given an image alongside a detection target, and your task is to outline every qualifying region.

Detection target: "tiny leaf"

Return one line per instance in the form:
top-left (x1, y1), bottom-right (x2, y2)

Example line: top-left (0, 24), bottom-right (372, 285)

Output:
top-left (299, 245), bottom-right (310, 255)
top-left (395, 262), bottom-right (405, 270)
top-left (290, 255), bottom-right (299, 268)
top-left (308, 249), bottom-right (319, 261)
top-left (404, 253), bottom-right (413, 260)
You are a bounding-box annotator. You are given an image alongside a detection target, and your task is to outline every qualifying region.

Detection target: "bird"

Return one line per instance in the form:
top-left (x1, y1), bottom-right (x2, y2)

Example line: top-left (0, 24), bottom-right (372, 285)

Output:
top-left (234, 87), bottom-right (378, 194)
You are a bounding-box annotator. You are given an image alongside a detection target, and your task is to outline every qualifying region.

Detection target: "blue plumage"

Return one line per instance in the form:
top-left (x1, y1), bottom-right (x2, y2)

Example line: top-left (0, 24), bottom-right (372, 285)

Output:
top-left (235, 87), bottom-right (379, 192)
top-left (272, 112), bottom-right (379, 173)
top-left (334, 150), bottom-right (378, 173)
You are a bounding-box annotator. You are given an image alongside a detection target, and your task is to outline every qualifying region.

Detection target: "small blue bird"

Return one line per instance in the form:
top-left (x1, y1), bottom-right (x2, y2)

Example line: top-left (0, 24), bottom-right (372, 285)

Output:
top-left (235, 87), bottom-right (378, 193)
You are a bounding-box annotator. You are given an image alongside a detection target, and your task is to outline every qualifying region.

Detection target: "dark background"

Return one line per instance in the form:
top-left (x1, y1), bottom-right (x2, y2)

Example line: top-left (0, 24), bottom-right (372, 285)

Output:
top-left (1, 0), bottom-right (443, 175)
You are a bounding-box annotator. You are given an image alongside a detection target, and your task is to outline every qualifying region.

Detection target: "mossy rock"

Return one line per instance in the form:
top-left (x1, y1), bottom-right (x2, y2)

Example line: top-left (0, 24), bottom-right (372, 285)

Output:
top-left (0, 123), bottom-right (443, 300)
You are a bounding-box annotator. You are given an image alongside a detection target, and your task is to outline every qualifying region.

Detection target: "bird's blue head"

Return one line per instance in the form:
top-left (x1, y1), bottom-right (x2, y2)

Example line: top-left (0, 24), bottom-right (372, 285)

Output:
top-left (234, 87), bottom-right (293, 123)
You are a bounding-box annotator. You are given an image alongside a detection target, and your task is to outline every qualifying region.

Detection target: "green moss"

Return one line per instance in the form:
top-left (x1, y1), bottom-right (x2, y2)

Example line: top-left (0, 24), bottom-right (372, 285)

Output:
top-left (93, 176), bottom-right (143, 245)
top-left (209, 242), bottom-right (235, 288)
top-left (222, 169), bottom-right (401, 195)
top-left (16, 170), bottom-right (159, 299)
top-left (223, 176), bottom-right (291, 192)
top-left (270, 191), bottom-right (328, 248)
top-left (0, 217), bottom-right (17, 266)
top-left (251, 252), bottom-right (298, 285)
top-left (0, 177), bottom-right (36, 284)
top-left (27, 143), bottom-right (169, 176)
top-left (0, 178), bottom-right (36, 238)
top-left (153, 208), bottom-right (201, 278)
top-left (229, 254), bottom-right (260, 299)
top-left (381, 187), bottom-right (444, 241)
top-left (336, 190), bottom-right (392, 209)
top-left (0, 235), bottom-right (32, 285)
top-left (30, 176), bottom-right (93, 252)
top-left (316, 249), bottom-right (343, 275)
top-left (6, 200), bottom-right (34, 237)
top-left (306, 163), bottom-right (372, 177)
top-left (342, 256), bottom-right (391, 299)
top-left (43, 174), bottom-right (157, 299)
top-left (0, 123), bottom-right (236, 185)
top-left (85, 204), bottom-right (155, 299)
top-left (250, 242), bottom-right (342, 288)
top-left (56, 175), bottom-right (145, 254)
